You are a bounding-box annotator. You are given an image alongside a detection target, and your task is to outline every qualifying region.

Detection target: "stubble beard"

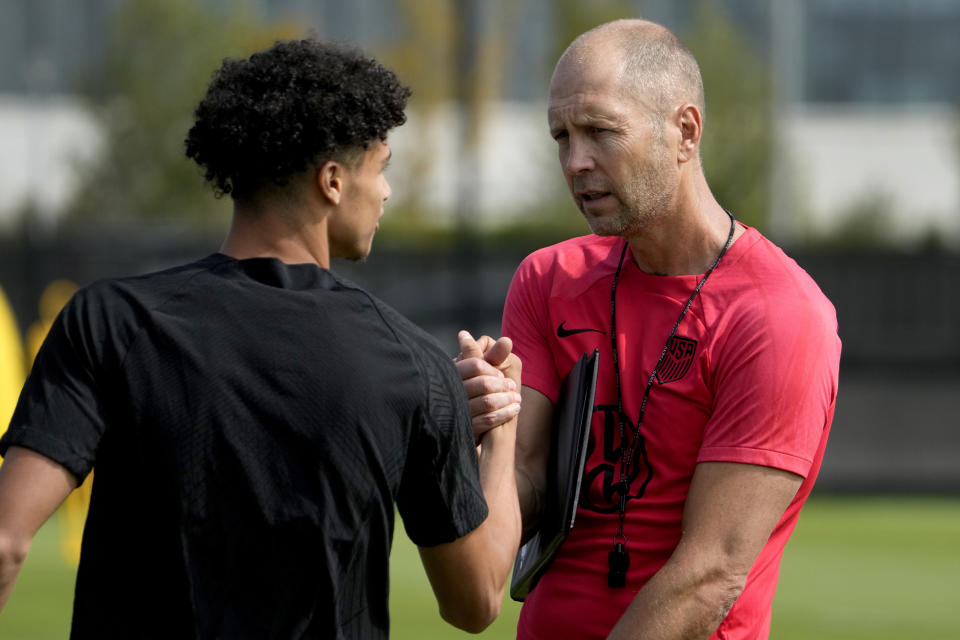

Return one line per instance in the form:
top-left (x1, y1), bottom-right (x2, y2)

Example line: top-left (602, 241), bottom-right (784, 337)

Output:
top-left (583, 155), bottom-right (675, 238)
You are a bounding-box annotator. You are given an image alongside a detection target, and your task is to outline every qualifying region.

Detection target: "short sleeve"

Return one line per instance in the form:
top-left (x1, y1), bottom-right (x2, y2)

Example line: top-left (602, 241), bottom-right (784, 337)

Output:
top-left (502, 256), bottom-right (562, 403)
top-left (0, 289), bottom-right (111, 482)
top-left (698, 294), bottom-right (841, 478)
top-left (396, 346), bottom-right (488, 547)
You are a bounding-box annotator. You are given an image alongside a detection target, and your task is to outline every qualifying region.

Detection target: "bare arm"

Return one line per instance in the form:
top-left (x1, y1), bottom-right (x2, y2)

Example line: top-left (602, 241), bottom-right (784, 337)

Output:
top-left (513, 387), bottom-right (554, 543)
top-left (0, 446), bottom-right (77, 611)
top-left (607, 461), bottom-right (802, 640)
top-left (417, 332), bottom-right (523, 633)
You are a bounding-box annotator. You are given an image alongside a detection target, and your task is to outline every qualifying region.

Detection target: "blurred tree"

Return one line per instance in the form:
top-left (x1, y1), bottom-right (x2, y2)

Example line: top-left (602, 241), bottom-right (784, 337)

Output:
top-left (375, 0), bottom-right (526, 236)
top-left (64, 0), bottom-right (302, 231)
top-left (374, 0), bottom-right (457, 231)
top-left (800, 190), bottom-right (901, 251)
top-left (682, 2), bottom-right (772, 232)
top-left (552, 0), bottom-right (636, 63)
top-left (381, 0), bottom-right (457, 114)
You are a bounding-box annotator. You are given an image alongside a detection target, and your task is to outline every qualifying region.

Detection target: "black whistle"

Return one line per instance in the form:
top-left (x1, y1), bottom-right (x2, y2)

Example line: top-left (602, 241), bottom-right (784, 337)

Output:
top-left (607, 542), bottom-right (630, 588)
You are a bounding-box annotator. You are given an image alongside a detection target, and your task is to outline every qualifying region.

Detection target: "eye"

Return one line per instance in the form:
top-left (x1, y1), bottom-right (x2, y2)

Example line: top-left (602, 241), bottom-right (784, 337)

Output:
top-left (589, 126), bottom-right (607, 135)
top-left (551, 129), bottom-right (568, 142)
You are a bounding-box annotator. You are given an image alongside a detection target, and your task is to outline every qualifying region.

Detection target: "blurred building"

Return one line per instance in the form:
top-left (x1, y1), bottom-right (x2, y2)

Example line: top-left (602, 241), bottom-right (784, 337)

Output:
top-left (1, 0), bottom-right (958, 492)
top-left (1, 0), bottom-right (959, 245)
top-left (644, 0), bottom-right (960, 247)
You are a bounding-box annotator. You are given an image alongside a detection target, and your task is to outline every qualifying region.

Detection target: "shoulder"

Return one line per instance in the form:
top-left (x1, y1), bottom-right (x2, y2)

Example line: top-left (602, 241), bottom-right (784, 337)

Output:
top-left (512, 234), bottom-right (622, 296)
top-left (718, 228), bottom-right (836, 319)
top-left (341, 282), bottom-right (472, 430)
top-left (331, 274), bottom-right (458, 381)
top-left (56, 255), bottom-right (229, 356)
top-left (708, 227), bottom-right (840, 361)
top-left (78, 254), bottom-right (228, 313)
top-left (517, 234), bottom-right (619, 274)
top-left (335, 274), bottom-right (444, 350)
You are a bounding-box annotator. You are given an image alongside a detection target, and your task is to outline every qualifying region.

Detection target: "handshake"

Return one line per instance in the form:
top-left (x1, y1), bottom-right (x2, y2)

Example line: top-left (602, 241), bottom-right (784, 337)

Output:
top-left (454, 330), bottom-right (523, 444)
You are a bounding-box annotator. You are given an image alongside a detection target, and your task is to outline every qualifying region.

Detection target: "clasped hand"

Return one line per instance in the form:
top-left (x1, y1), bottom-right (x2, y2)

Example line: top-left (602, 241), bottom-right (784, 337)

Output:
top-left (454, 330), bottom-right (522, 443)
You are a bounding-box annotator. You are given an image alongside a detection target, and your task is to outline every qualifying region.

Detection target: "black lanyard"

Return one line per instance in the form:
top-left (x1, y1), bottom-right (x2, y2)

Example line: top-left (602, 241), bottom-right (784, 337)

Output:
top-left (607, 210), bottom-right (736, 588)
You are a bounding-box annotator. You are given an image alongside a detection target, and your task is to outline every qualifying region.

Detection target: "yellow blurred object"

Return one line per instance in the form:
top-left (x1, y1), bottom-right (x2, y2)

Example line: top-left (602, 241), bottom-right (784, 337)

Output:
top-left (59, 473), bottom-right (94, 564)
top-left (26, 279), bottom-right (79, 363)
top-left (0, 284), bottom-right (27, 463)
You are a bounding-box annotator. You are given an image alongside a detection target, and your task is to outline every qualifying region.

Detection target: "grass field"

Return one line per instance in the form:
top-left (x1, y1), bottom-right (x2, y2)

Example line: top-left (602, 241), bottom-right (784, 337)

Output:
top-left (1, 495), bottom-right (958, 639)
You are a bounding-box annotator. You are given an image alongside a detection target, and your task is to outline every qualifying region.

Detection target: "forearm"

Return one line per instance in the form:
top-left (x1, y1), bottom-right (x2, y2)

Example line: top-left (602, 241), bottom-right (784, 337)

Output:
top-left (513, 386), bottom-right (553, 544)
top-left (0, 447), bottom-right (78, 613)
top-left (606, 551), bottom-right (744, 640)
top-left (0, 535), bottom-right (30, 611)
top-left (607, 462), bottom-right (802, 639)
top-left (515, 464), bottom-right (544, 543)
top-left (475, 423), bottom-right (522, 595)
top-left (423, 423), bottom-right (521, 633)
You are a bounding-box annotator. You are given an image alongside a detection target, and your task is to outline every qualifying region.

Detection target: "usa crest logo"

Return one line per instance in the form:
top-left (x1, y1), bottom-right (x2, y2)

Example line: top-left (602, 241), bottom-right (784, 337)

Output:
top-left (655, 336), bottom-right (697, 384)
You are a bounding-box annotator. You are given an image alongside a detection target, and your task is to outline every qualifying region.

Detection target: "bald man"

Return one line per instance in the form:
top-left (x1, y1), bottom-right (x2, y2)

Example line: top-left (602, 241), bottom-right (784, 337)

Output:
top-left (504, 20), bottom-right (840, 639)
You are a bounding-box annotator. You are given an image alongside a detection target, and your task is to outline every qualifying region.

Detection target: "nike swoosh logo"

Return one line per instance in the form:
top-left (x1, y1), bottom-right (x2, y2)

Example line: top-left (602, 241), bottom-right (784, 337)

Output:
top-left (556, 321), bottom-right (604, 338)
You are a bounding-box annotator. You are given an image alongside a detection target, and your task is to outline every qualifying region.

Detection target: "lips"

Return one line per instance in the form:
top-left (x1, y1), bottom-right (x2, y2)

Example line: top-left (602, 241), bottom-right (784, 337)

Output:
top-left (579, 191), bottom-right (610, 201)
top-left (577, 189), bottom-right (613, 210)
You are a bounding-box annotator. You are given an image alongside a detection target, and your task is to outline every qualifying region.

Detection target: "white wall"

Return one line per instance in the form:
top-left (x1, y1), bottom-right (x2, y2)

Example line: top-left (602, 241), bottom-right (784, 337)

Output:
top-left (2, 97), bottom-right (959, 246)
top-left (783, 104), bottom-right (960, 245)
top-left (388, 101), bottom-right (561, 226)
top-left (0, 96), bottom-right (100, 228)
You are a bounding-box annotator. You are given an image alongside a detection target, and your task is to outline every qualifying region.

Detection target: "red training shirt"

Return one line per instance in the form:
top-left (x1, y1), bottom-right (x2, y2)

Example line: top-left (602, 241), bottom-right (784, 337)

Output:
top-left (503, 226), bottom-right (841, 639)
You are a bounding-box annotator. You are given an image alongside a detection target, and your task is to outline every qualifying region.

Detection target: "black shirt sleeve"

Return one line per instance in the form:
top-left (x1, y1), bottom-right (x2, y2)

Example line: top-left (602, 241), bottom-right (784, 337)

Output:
top-left (394, 335), bottom-right (489, 548)
top-left (0, 287), bottom-right (113, 482)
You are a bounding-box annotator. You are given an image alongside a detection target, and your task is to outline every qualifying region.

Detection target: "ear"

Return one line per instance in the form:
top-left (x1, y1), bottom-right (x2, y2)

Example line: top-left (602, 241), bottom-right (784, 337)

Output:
top-left (317, 160), bottom-right (346, 205)
top-left (676, 104), bottom-right (702, 164)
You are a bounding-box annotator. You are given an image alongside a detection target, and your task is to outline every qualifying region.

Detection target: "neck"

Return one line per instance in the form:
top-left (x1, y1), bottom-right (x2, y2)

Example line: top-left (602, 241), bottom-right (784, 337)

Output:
top-left (623, 184), bottom-right (741, 276)
top-left (221, 199), bottom-right (331, 268)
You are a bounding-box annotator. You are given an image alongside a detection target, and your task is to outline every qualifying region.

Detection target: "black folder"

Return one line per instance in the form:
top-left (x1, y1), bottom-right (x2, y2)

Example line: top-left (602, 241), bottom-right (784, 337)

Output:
top-left (510, 349), bottom-right (599, 601)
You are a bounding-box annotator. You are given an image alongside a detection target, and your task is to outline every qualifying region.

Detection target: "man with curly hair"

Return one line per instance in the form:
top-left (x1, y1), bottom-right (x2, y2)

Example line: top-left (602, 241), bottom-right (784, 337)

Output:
top-left (0, 40), bottom-right (522, 638)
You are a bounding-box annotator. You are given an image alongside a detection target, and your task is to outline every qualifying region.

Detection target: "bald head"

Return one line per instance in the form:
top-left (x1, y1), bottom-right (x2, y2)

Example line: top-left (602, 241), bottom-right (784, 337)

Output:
top-left (552, 19), bottom-right (705, 123)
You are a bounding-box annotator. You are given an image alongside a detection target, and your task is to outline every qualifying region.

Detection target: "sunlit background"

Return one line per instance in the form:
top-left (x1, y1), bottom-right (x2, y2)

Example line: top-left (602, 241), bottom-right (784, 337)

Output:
top-left (0, 1), bottom-right (958, 638)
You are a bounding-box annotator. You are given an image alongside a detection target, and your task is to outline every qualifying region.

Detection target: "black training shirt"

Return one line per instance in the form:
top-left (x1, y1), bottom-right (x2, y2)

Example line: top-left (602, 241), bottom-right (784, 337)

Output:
top-left (1, 254), bottom-right (488, 639)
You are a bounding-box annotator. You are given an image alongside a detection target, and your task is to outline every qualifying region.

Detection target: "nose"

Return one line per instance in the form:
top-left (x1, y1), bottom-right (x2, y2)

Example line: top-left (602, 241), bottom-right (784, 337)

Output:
top-left (382, 177), bottom-right (391, 202)
top-left (563, 137), bottom-right (595, 176)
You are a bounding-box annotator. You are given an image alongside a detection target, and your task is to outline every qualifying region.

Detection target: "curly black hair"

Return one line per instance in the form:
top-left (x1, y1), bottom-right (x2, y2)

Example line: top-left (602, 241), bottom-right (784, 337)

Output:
top-left (185, 39), bottom-right (411, 200)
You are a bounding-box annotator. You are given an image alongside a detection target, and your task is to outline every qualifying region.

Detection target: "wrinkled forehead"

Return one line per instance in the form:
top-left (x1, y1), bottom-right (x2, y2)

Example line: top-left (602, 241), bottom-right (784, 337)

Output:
top-left (549, 53), bottom-right (620, 117)
top-left (549, 40), bottom-right (624, 99)
top-left (547, 46), bottom-right (657, 126)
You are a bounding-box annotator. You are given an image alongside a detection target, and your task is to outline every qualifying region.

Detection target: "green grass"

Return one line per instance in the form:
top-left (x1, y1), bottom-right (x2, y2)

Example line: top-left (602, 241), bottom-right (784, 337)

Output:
top-left (2, 496), bottom-right (958, 638)
top-left (770, 496), bottom-right (960, 640)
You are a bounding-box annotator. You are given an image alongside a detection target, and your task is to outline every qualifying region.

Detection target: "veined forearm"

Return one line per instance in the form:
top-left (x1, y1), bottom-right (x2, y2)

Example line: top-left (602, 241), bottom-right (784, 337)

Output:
top-left (512, 386), bottom-right (553, 545)
top-left (606, 554), bottom-right (745, 640)
top-left (515, 465), bottom-right (544, 543)
top-left (606, 461), bottom-right (801, 639)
